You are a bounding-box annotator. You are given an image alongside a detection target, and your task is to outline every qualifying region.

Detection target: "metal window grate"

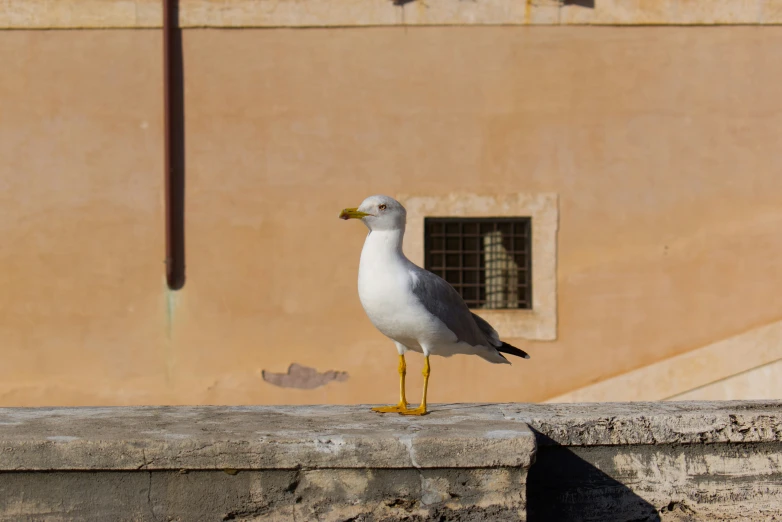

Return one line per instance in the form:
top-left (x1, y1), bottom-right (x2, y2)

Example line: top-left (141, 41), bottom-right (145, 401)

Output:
top-left (424, 217), bottom-right (532, 310)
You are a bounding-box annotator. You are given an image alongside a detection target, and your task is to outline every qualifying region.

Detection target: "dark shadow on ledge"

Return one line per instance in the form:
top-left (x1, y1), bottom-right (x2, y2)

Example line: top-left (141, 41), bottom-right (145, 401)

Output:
top-left (527, 430), bottom-right (661, 522)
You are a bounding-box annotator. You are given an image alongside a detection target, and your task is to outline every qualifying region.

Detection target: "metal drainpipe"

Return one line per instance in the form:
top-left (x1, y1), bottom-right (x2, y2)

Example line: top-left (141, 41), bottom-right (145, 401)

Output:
top-left (163, 0), bottom-right (186, 290)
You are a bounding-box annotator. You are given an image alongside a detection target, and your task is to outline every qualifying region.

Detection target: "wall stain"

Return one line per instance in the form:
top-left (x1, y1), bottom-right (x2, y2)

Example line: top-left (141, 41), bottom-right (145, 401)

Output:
top-left (262, 364), bottom-right (349, 390)
top-left (165, 286), bottom-right (180, 340)
top-left (164, 283), bottom-right (183, 384)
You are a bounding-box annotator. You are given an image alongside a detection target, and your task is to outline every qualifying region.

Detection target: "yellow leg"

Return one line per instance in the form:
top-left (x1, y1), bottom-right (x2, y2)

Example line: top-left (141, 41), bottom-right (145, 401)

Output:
top-left (399, 355), bottom-right (429, 416)
top-left (372, 354), bottom-right (409, 413)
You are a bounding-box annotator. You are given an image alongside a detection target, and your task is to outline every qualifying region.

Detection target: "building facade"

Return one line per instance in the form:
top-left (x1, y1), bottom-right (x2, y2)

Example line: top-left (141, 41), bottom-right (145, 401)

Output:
top-left (1, 0), bottom-right (781, 406)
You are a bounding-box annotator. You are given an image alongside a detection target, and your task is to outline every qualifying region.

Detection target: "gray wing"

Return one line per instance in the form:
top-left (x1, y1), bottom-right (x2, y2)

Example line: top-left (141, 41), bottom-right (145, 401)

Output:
top-left (469, 312), bottom-right (503, 348)
top-left (410, 267), bottom-right (497, 348)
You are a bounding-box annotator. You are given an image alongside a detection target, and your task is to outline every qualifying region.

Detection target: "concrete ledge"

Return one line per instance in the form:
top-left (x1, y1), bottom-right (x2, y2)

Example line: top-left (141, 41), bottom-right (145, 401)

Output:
top-left (510, 400), bottom-right (782, 521)
top-left (1, 0), bottom-right (782, 29)
top-left (1, 402), bottom-right (781, 521)
top-left (0, 405), bottom-right (534, 471)
top-left (0, 405), bottom-right (534, 521)
top-left (503, 400), bottom-right (782, 445)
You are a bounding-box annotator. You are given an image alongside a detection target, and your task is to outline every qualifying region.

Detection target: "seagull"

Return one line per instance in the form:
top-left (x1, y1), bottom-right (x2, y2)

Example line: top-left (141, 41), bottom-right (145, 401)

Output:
top-left (340, 195), bottom-right (530, 416)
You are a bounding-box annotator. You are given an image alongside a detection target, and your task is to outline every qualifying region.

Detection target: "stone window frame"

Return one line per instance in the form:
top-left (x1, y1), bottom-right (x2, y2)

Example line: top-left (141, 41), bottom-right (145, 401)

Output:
top-left (398, 193), bottom-right (558, 341)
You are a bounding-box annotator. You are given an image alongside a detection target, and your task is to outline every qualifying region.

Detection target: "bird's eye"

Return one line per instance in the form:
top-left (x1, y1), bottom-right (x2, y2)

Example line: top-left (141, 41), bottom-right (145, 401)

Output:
top-left (378, 204), bottom-right (387, 211)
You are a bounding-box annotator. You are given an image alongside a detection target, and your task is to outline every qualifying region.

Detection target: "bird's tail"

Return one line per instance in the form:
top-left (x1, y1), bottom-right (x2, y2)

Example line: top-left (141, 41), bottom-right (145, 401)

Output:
top-left (497, 342), bottom-right (530, 360)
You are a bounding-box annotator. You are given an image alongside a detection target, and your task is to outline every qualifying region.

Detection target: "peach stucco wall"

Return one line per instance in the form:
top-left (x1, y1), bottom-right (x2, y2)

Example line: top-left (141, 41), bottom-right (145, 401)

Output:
top-left (1, 26), bottom-right (781, 406)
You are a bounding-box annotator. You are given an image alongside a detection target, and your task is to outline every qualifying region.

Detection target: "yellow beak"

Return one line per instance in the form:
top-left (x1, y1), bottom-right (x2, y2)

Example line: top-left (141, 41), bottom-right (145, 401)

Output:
top-left (339, 208), bottom-right (370, 220)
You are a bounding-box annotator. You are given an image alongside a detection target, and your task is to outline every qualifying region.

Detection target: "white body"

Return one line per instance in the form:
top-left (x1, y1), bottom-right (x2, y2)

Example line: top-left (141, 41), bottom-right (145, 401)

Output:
top-left (357, 228), bottom-right (506, 363)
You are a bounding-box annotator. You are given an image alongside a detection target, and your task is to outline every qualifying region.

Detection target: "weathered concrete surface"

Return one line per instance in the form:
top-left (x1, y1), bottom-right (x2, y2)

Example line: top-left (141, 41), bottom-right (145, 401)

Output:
top-left (507, 401), bottom-right (782, 521)
top-left (503, 400), bottom-right (782, 445)
top-left (528, 443), bottom-right (782, 522)
top-left (0, 469), bottom-right (528, 521)
top-left (1, 402), bottom-right (781, 521)
top-left (0, 405), bottom-right (534, 470)
top-left (2, 0), bottom-right (782, 28)
top-left (0, 405), bottom-right (532, 521)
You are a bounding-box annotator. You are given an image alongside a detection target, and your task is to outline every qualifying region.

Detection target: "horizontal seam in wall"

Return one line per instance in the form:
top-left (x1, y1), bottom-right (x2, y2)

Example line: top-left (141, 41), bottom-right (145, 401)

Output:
top-left (3, 23), bottom-right (782, 30)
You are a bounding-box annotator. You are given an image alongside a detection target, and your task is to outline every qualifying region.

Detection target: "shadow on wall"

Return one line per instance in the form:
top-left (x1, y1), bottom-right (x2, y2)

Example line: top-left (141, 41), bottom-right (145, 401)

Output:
top-left (527, 430), bottom-right (662, 522)
top-left (563, 0), bottom-right (595, 7)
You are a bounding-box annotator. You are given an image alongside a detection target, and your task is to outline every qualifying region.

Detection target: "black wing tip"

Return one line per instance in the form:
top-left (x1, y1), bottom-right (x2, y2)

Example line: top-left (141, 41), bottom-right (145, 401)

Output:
top-left (497, 342), bottom-right (530, 360)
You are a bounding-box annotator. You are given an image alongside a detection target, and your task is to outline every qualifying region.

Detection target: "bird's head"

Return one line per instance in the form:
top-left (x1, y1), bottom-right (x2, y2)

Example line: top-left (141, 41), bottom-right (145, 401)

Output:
top-left (339, 195), bottom-right (407, 232)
